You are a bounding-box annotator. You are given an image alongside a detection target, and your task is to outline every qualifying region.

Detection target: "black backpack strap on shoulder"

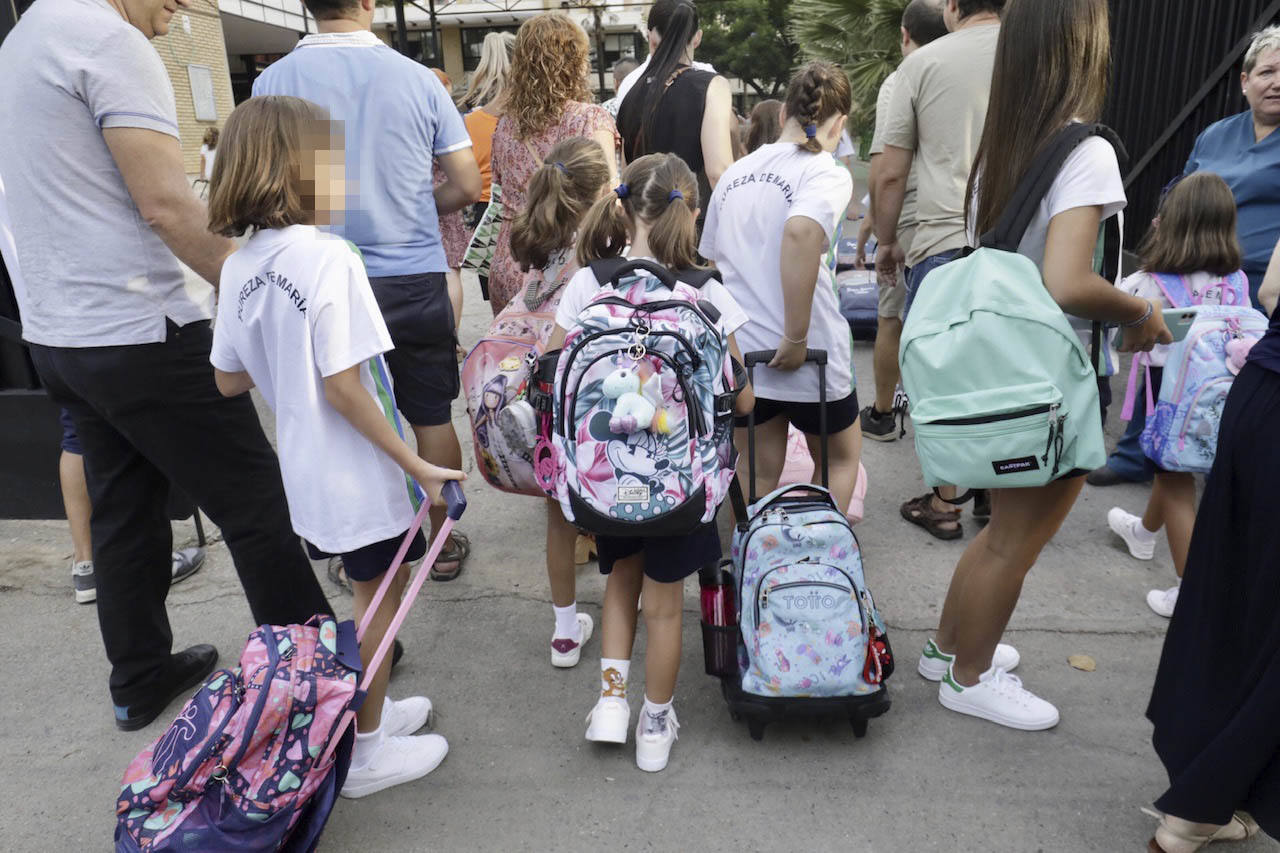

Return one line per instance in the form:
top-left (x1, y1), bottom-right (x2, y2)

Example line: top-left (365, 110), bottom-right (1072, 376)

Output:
top-left (981, 123), bottom-right (1122, 252)
top-left (588, 257), bottom-right (678, 290)
top-left (676, 267), bottom-right (722, 289)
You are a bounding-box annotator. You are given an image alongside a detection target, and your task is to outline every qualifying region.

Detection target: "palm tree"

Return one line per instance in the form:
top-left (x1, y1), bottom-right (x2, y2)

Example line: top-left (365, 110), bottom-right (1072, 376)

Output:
top-left (790, 0), bottom-right (908, 135)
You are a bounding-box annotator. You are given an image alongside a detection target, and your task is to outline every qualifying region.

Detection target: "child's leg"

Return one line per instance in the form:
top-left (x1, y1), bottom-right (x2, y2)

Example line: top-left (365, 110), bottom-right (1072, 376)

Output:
top-left (803, 419), bottom-right (863, 516)
top-left (600, 554), bottom-right (644, 664)
top-left (639, 575), bottom-right (684, 704)
top-left (734, 417), bottom-right (789, 502)
top-left (1152, 471), bottom-right (1197, 578)
top-left (1141, 484), bottom-right (1167, 534)
top-left (445, 267), bottom-right (463, 337)
top-left (351, 564), bottom-right (410, 734)
top-left (546, 498), bottom-right (577, 609)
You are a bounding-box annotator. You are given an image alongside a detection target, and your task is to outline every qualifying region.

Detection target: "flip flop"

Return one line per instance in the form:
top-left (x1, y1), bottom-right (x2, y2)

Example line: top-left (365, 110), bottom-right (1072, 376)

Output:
top-left (429, 531), bottom-right (471, 582)
top-left (900, 493), bottom-right (963, 541)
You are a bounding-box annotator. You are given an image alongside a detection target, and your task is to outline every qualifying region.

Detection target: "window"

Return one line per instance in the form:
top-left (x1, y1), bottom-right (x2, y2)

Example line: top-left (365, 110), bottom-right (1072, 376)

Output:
top-left (590, 31), bottom-right (644, 76)
top-left (406, 31), bottom-right (441, 67)
top-left (461, 26), bottom-right (519, 72)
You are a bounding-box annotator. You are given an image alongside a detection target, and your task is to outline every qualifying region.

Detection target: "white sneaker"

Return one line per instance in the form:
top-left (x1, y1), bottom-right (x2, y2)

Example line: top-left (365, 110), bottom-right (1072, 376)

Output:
top-left (938, 665), bottom-right (1060, 731)
top-left (635, 706), bottom-right (680, 773)
top-left (382, 695), bottom-right (432, 736)
top-left (1147, 585), bottom-right (1179, 618)
top-left (917, 638), bottom-right (1020, 681)
top-left (585, 696), bottom-right (630, 744)
top-left (1107, 507), bottom-right (1156, 560)
top-left (551, 613), bottom-right (594, 668)
top-left (340, 733), bottom-right (449, 799)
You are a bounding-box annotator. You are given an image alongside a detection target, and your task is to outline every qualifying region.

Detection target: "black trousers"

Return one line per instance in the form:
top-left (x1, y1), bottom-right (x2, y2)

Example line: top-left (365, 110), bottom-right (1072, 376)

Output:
top-left (30, 320), bottom-right (332, 707)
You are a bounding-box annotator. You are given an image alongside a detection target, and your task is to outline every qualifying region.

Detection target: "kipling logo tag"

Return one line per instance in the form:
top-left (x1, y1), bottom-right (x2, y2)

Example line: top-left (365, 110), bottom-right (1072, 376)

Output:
top-left (992, 456), bottom-right (1040, 475)
top-left (617, 484), bottom-right (650, 503)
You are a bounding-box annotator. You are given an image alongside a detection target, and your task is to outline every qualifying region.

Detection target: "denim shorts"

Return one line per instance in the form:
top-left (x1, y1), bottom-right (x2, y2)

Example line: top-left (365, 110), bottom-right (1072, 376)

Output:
top-left (904, 248), bottom-right (962, 318)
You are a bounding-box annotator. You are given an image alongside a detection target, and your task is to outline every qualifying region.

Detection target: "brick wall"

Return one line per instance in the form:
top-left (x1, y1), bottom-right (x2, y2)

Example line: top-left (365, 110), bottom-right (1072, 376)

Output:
top-left (151, 1), bottom-right (236, 176)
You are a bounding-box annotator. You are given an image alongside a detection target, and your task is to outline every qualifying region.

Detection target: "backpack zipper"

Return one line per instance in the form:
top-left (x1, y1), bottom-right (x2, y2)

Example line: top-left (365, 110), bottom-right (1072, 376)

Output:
top-left (1174, 376), bottom-right (1233, 451)
top-left (929, 404), bottom-right (1053, 426)
top-left (168, 668), bottom-right (243, 792)
top-left (754, 564), bottom-right (863, 629)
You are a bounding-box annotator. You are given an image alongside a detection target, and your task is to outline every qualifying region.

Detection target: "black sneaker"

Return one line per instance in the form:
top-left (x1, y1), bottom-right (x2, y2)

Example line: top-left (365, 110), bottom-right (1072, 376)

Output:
top-left (860, 405), bottom-right (902, 442)
top-left (972, 489), bottom-right (992, 521)
top-left (114, 644), bottom-right (219, 731)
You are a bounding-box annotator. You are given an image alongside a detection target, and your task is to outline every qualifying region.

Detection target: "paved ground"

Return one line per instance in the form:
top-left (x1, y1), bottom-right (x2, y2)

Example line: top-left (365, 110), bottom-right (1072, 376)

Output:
top-left (2, 268), bottom-right (1276, 852)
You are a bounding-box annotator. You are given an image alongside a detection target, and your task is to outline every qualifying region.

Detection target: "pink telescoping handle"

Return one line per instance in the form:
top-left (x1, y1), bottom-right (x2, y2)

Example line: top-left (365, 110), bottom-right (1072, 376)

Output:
top-left (319, 480), bottom-right (467, 770)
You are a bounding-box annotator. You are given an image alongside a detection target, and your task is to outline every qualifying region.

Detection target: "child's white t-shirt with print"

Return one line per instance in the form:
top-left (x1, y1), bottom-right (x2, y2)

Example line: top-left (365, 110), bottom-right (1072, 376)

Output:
top-left (210, 225), bottom-right (416, 554)
top-left (1121, 269), bottom-right (1234, 367)
top-left (698, 142), bottom-right (854, 403)
top-left (555, 257), bottom-right (749, 337)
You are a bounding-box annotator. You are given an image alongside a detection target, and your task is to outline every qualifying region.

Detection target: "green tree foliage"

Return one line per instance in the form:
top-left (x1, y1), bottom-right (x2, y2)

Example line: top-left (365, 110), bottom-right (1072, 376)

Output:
top-left (789, 0), bottom-right (908, 134)
top-left (698, 0), bottom-right (800, 98)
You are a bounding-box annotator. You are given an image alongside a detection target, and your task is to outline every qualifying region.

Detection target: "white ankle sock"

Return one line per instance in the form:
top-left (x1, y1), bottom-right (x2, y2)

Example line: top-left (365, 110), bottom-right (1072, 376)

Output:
top-left (1134, 518), bottom-right (1158, 541)
top-left (641, 696), bottom-right (673, 732)
top-left (553, 602), bottom-right (580, 640)
top-left (600, 658), bottom-right (630, 699)
top-left (350, 724), bottom-right (385, 771)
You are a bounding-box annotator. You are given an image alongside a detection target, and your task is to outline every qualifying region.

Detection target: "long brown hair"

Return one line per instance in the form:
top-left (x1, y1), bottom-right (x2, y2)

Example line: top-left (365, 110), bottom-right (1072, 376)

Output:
top-left (1138, 173), bottom-right (1243, 277)
top-left (208, 96), bottom-right (332, 238)
top-left (965, 0), bottom-right (1110, 237)
top-left (783, 62), bottom-right (852, 155)
top-left (577, 153), bottom-right (700, 269)
top-left (505, 13), bottom-right (592, 140)
top-left (746, 99), bottom-right (782, 152)
top-left (509, 137), bottom-right (611, 271)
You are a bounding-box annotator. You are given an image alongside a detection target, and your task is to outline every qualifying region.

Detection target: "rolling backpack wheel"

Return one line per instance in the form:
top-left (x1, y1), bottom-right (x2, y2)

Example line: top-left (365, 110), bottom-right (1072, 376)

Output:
top-left (850, 717), bottom-right (868, 738)
top-left (746, 718), bottom-right (767, 741)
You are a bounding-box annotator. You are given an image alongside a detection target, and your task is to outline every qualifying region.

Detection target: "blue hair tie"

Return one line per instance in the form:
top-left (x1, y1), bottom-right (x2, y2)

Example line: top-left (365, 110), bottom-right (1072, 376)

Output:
top-left (614, 183), bottom-right (630, 199)
top-left (667, 189), bottom-right (683, 203)
top-left (803, 123), bottom-right (818, 139)
top-left (553, 161), bottom-right (568, 175)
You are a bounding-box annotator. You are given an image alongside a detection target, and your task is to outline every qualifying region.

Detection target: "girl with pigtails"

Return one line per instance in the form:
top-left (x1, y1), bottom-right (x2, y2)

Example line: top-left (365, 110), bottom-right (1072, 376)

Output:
top-left (545, 153), bottom-right (754, 772)
top-left (700, 62), bottom-right (863, 516)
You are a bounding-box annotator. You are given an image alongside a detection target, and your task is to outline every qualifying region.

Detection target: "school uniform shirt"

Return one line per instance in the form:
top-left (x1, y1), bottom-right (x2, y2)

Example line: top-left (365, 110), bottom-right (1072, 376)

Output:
top-left (210, 225), bottom-right (416, 554)
top-left (554, 256), bottom-right (748, 338)
top-left (698, 142), bottom-right (855, 403)
top-left (199, 144), bottom-right (216, 181)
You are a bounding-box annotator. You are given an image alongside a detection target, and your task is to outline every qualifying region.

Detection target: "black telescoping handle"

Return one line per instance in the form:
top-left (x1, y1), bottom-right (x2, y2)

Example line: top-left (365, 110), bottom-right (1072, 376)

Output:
top-left (743, 349), bottom-right (829, 504)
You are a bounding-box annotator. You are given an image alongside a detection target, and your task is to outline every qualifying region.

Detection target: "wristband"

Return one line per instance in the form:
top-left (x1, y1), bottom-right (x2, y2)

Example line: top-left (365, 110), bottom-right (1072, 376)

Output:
top-left (783, 333), bottom-right (808, 345)
top-left (1121, 300), bottom-right (1153, 328)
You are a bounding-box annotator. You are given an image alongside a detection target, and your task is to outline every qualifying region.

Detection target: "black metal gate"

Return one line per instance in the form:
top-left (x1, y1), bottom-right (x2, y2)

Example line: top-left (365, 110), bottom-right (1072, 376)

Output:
top-left (1106, 0), bottom-right (1280, 243)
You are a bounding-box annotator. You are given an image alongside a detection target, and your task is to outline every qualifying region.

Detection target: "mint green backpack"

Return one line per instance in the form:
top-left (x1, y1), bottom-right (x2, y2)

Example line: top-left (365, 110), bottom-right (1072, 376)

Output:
top-left (899, 124), bottom-right (1116, 490)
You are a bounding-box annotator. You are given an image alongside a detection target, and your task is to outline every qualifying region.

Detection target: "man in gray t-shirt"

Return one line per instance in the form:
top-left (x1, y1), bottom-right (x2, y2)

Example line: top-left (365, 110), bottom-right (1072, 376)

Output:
top-left (0, 0), bottom-right (330, 731)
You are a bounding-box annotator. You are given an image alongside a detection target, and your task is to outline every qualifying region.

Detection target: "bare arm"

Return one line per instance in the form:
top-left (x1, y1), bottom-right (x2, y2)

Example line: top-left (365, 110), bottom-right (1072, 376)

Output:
top-left (855, 152), bottom-right (881, 269)
top-left (1259, 236), bottom-right (1280, 316)
top-left (769, 216), bottom-right (827, 370)
top-left (323, 365), bottom-right (466, 503)
top-left (103, 127), bottom-right (235, 287)
top-left (728, 333), bottom-right (754, 415)
top-left (214, 368), bottom-right (255, 397)
top-left (872, 145), bottom-right (912, 286)
top-left (434, 148), bottom-right (484, 216)
top-left (700, 76), bottom-right (736, 187)
top-left (592, 127), bottom-right (620, 185)
top-left (1041, 205), bottom-right (1171, 353)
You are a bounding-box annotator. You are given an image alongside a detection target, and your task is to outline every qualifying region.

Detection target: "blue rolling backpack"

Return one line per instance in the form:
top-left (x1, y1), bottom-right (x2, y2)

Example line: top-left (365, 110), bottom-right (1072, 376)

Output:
top-left (701, 349), bottom-right (892, 741)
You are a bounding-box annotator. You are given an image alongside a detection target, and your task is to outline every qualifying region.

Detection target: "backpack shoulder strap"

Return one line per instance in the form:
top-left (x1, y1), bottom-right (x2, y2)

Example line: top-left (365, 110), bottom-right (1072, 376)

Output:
top-left (675, 267), bottom-right (722, 289)
top-left (981, 123), bottom-right (1124, 252)
top-left (1150, 272), bottom-right (1194, 308)
top-left (588, 257), bottom-right (679, 290)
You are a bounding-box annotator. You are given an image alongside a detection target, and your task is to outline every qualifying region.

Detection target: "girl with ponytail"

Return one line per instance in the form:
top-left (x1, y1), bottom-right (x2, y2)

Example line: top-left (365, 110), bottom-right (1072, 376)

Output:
top-left (545, 152), bottom-right (754, 773)
top-left (700, 61), bottom-right (861, 516)
top-left (503, 136), bottom-right (611, 671)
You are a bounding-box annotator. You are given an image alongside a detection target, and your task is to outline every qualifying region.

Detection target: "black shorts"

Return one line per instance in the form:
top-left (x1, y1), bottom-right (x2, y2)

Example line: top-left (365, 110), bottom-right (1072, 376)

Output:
top-left (59, 407), bottom-right (82, 454)
top-left (368, 272), bottom-right (459, 427)
top-left (596, 521), bottom-right (722, 584)
top-left (733, 391), bottom-right (860, 435)
top-left (305, 528), bottom-right (427, 583)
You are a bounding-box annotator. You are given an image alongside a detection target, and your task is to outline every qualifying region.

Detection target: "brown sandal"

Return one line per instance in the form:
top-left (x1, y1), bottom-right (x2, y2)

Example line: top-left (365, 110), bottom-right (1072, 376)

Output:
top-left (429, 531), bottom-right (471, 582)
top-left (900, 493), bottom-right (963, 541)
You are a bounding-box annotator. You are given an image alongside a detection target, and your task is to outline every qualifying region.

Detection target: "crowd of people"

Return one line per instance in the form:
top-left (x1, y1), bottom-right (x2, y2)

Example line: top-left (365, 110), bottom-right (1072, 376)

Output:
top-left (0, 0), bottom-right (1278, 847)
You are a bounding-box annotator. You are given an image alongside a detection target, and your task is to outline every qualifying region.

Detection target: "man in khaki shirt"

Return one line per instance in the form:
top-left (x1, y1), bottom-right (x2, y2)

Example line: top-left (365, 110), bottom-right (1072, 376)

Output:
top-left (871, 0), bottom-right (1002, 538)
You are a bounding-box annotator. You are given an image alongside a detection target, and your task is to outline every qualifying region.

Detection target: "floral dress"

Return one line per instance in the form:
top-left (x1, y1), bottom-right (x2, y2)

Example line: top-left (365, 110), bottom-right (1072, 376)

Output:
top-left (489, 101), bottom-right (618, 314)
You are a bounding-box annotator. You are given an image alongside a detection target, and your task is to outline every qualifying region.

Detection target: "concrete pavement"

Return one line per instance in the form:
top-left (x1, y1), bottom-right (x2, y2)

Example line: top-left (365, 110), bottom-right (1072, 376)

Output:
top-left (0, 271), bottom-right (1275, 852)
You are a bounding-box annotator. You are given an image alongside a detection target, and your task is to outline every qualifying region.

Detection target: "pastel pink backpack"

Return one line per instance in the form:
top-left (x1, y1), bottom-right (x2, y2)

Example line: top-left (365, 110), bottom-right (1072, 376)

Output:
top-left (461, 253), bottom-right (574, 497)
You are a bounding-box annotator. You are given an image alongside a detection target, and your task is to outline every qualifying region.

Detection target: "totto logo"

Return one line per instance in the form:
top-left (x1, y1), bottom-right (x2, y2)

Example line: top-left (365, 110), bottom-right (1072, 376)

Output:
top-left (778, 591), bottom-right (839, 611)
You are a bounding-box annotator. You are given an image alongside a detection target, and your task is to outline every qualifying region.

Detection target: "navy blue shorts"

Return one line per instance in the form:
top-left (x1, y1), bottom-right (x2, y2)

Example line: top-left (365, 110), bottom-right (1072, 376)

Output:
top-left (305, 528), bottom-right (427, 583)
top-left (60, 407), bottom-right (82, 454)
top-left (733, 392), bottom-right (860, 435)
top-left (367, 272), bottom-right (459, 428)
top-left (596, 521), bottom-right (722, 584)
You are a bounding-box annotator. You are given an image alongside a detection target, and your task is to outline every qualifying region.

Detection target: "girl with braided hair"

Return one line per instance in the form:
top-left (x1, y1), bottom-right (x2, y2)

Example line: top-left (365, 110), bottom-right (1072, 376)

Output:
top-left (700, 61), bottom-right (862, 516)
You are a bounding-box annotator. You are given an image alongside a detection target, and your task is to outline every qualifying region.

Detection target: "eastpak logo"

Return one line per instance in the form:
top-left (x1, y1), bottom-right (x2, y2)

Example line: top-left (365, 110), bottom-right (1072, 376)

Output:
top-left (992, 456), bottom-right (1040, 475)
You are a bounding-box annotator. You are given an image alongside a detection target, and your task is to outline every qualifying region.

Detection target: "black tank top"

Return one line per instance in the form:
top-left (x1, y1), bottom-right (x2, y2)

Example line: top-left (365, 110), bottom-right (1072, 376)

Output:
top-left (617, 67), bottom-right (715, 223)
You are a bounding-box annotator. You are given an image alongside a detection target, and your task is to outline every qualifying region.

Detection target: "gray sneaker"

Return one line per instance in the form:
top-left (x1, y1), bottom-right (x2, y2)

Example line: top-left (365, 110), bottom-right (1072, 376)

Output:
top-left (72, 560), bottom-right (95, 604)
top-left (171, 548), bottom-right (206, 586)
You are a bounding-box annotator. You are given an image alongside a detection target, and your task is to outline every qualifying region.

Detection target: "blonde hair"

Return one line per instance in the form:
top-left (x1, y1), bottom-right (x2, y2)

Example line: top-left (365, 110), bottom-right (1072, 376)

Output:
top-left (506, 13), bottom-right (592, 140)
top-left (1138, 172), bottom-right (1243, 277)
top-left (202, 126), bottom-right (219, 149)
top-left (459, 32), bottom-right (516, 111)
top-left (577, 153), bottom-right (700, 270)
top-left (510, 137), bottom-right (611, 271)
top-left (207, 96), bottom-right (332, 238)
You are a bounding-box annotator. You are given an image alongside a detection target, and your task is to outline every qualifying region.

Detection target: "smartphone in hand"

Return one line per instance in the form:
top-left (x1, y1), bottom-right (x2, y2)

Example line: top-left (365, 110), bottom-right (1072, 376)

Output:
top-left (1161, 307), bottom-right (1199, 343)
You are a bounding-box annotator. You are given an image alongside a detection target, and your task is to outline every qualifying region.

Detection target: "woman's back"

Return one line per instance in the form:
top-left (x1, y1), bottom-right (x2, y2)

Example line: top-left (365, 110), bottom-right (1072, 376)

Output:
top-left (618, 68), bottom-right (714, 191)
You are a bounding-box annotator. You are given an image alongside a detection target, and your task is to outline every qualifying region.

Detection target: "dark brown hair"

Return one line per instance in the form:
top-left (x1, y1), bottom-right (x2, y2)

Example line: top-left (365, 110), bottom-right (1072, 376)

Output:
top-left (746, 99), bottom-right (782, 152)
top-left (207, 96), bottom-right (333, 238)
top-left (966, 0), bottom-right (1110, 237)
top-left (577, 153), bottom-right (700, 270)
top-left (1138, 173), bottom-right (1242, 277)
top-left (510, 137), bottom-right (611, 271)
top-left (783, 62), bottom-right (852, 154)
